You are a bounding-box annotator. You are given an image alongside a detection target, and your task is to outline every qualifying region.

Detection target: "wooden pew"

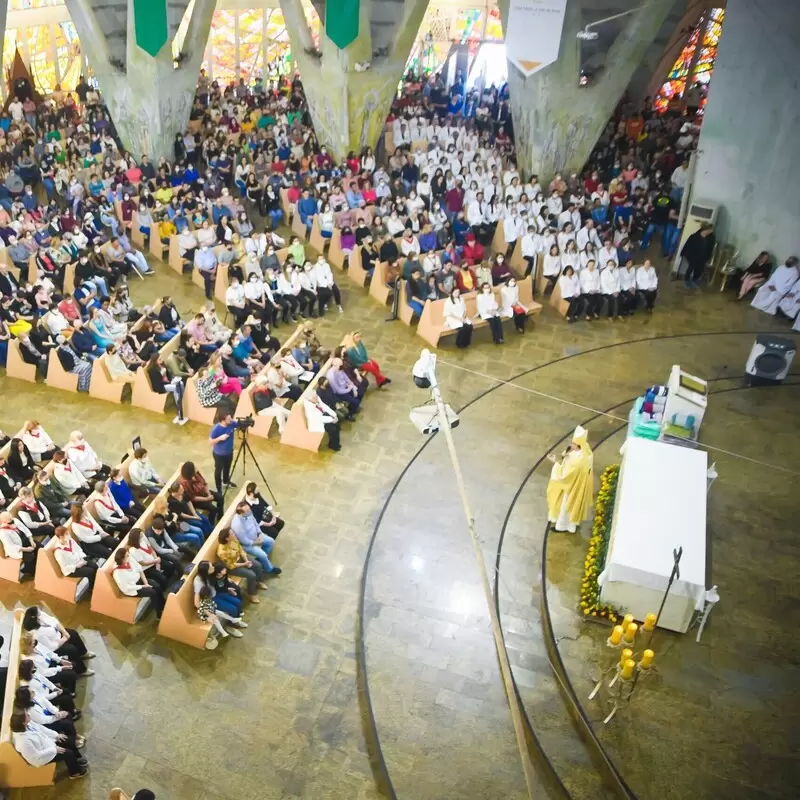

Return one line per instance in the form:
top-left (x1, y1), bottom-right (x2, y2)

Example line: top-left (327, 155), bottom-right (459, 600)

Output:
top-left (214, 262), bottom-right (230, 304)
top-left (231, 323), bottom-right (304, 439)
top-left (369, 261), bottom-right (393, 307)
top-left (280, 188), bottom-right (292, 222)
top-left (327, 229), bottom-right (345, 270)
top-left (291, 205), bottom-right (309, 240)
top-left (396, 279), bottom-right (417, 326)
top-left (149, 226), bottom-right (166, 261)
top-left (27, 255), bottom-right (37, 285)
top-left (88, 353), bottom-right (130, 404)
top-left (62, 263), bottom-right (76, 296)
top-left (5, 340), bottom-right (37, 383)
top-left (0, 609), bottom-right (58, 787)
top-left (491, 221), bottom-right (507, 254)
top-left (280, 335), bottom-right (347, 452)
top-left (415, 277), bottom-right (543, 348)
top-left (308, 215), bottom-right (326, 253)
top-left (168, 235), bottom-right (184, 275)
top-left (346, 246), bottom-right (370, 288)
top-left (509, 239), bottom-right (527, 277)
top-left (157, 487), bottom-right (247, 649)
top-left (109, 790), bottom-right (131, 800)
top-left (131, 212), bottom-right (147, 250)
top-left (183, 374), bottom-right (218, 426)
top-left (192, 244), bottom-right (226, 293)
top-left (44, 348), bottom-right (80, 393)
top-left (548, 277), bottom-right (570, 316)
top-left (90, 464), bottom-right (182, 624)
top-left (34, 538), bottom-right (93, 604)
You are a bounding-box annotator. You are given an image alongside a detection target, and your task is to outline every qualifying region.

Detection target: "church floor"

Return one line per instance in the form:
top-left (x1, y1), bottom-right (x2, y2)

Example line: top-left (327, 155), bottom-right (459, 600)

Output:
top-left (1, 255), bottom-right (798, 800)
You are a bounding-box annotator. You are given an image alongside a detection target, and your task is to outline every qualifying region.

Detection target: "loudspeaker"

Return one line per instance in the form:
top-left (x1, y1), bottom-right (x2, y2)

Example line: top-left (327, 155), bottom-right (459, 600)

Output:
top-left (744, 335), bottom-right (796, 385)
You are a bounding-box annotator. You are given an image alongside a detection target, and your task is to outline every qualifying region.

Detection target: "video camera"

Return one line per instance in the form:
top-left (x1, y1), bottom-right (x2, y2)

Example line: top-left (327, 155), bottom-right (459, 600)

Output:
top-left (236, 414), bottom-right (256, 430)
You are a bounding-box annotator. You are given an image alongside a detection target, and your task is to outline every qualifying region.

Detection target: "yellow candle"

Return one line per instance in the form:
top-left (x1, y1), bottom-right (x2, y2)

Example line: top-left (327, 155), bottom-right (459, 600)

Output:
top-left (620, 647), bottom-right (633, 667)
top-left (643, 613), bottom-right (657, 632)
top-left (639, 649), bottom-right (655, 669)
top-left (621, 614), bottom-right (634, 633)
top-left (621, 659), bottom-right (635, 680)
top-left (624, 622), bottom-right (638, 643)
top-left (609, 625), bottom-right (623, 646)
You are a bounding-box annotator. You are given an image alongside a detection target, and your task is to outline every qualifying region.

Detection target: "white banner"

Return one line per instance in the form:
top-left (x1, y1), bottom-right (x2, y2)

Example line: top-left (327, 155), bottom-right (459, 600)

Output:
top-left (506, 0), bottom-right (568, 78)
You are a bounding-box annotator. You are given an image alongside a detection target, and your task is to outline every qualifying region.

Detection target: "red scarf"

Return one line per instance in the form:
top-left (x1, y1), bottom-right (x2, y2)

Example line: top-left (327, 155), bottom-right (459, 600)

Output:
top-left (28, 430), bottom-right (40, 438)
top-left (97, 497), bottom-right (115, 511)
top-left (114, 563), bottom-right (131, 571)
top-left (75, 519), bottom-right (93, 529)
top-left (59, 538), bottom-right (74, 552)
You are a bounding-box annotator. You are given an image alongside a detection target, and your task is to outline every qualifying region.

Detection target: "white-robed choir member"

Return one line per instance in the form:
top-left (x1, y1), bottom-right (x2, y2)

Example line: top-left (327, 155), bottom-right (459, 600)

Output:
top-left (11, 711), bottom-right (87, 777)
top-left (600, 260), bottom-right (622, 319)
top-left (619, 264), bottom-right (638, 316)
top-left (51, 453), bottom-right (90, 496)
top-left (751, 257), bottom-right (799, 315)
top-left (636, 260), bottom-right (658, 312)
top-left (21, 423), bottom-right (56, 463)
top-left (51, 526), bottom-right (97, 586)
top-left (558, 266), bottom-right (583, 322)
top-left (500, 277), bottom-right (528, 333)
top-left (580, 260), bottom-right (602, 319)
top-left (476, 282), bottom-right (504, 344)
top-left (64, 432), bottom-right (107, 480)
top-left (442, 288), bottom-right (473, 349)
top-left (0, 511), bottom-right (37, 577)
top-left (542, 245), bottom-right (562, 294)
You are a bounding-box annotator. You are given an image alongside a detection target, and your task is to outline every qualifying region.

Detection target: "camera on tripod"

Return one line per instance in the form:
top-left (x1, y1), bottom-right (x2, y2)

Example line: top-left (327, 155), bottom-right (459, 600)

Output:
top-left (236, 414), bottom-right (256, 430)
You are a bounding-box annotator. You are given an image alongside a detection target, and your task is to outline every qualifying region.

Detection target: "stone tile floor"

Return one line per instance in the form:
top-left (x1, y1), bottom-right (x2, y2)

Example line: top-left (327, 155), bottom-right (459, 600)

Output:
top-left (1, 251), bottom-right (798, 799)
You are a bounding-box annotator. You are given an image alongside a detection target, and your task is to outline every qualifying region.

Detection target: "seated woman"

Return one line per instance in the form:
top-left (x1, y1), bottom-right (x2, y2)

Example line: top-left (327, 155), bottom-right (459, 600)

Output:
top-left (216, 526), bottom-right (267, 604)
top-left (19, 633), bottom-right (78, 695)
top-left (111, 546), bottom-right (165, 619)
top-left (14, 686), bottom-right (83, 747)
top-left (194, 561), bottom-right (247, 633)
top-left (128, 526), bottom-right (174, 587)
top-left (251, 374), bottom-right (291, 433)
top-left (22, 420), bottom-right (57, 464)
top-left (17, 657), bottom-right (77, 720)
top-left (22, 605), bottom-right (95, 668)
top-left (195, 367), bottom-right (237, 412)
top-left (167, 481), bottom-right (213, 539)
top-left (55, 336), bottom-right (93, 392)
top-left (344, 330), bottom-right (390, 388)
top-left (146, 355), bottom-right (188, 426)
top-left (146, 516), bottom-right (184, 574)
top-left (67, 502), bottom-right (118, 560)
top-left (736, 250), bottom-right (773, 299)
top-left (557, 265), bottom-right (583, 322)
top-left (150, 496), bottom-right (202, 551)
top-left (16, 487), bottom-right (55, 540)
top-left (51, 526), bottom-right (97, 588)
top-left (179, 462), bottom-right (222, 525)
top-left (108, 467), bottom-right (145, 519)
top-left (0, 510), bottom-right (39, 579)
top-left (86, 307), bottom-right (115, 349)
top-left (500, 276), bottom-right (528, 334)
top-left (87, 480), bottom-right (133, 534)
top-left (476, 282), bottom-right (505, 344)
top-left (51, 451), bottom-right (91, 497)
top-left (128, 448), bottom-right (164, 497)
top-left (10, 710), bottom-right (87, 779)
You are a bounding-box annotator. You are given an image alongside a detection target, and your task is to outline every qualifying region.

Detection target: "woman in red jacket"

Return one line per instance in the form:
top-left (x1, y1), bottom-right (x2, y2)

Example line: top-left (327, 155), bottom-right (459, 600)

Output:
top-left (462, 232), bottom-right (484, 266)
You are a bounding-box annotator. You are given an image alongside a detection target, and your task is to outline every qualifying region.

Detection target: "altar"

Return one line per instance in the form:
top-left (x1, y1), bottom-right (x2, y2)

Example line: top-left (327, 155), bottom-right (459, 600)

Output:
top-left (598, 437), bottom-right (708, 633)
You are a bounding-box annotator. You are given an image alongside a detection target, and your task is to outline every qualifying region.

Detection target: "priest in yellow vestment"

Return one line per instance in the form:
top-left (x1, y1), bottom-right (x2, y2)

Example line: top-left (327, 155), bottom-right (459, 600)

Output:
top-left (546, 425), bottom-right (594, 533)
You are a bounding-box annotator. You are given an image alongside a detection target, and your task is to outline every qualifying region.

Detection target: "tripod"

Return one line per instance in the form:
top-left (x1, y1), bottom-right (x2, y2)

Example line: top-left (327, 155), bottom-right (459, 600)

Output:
top-left (223, 425), bottom-right (277, 506)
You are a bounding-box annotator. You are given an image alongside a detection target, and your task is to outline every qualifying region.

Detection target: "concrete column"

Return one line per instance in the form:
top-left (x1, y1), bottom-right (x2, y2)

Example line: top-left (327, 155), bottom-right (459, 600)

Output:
top-left (64, 0), bottom-right (216, 161)
top-left (0, 0), bottom-right (7, 82)
top-left (279, 0), bottom-right (430, 161)
top-left (692, 0), bottom-right (800, 264)
top-left (498, 0), bottom-right (675, 181)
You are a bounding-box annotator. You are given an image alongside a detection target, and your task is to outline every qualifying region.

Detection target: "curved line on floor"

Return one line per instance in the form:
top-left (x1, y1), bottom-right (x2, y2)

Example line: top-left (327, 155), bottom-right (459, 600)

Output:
top-left (356, 330), bottom-right (798, 799)
top-left (496, 379), bottom-right (800, 799)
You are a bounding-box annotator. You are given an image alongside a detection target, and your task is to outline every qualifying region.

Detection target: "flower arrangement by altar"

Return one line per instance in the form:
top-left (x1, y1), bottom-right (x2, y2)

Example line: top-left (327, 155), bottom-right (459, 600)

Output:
top-left (580, 463), bottom-right (622, 621)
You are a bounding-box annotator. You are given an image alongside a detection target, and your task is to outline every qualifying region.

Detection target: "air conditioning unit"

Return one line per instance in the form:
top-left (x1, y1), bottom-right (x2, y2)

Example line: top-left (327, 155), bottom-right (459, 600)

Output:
top-left (745, 335), bottom-right (796, 386)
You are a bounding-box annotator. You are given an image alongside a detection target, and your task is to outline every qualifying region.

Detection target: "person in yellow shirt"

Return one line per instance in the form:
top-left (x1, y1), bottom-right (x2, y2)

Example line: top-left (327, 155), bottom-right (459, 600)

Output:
top-left (215, 527), bottom-right (267, 603)
top-left (154, 185), bottom-right (173, 206)
top-left (158, 217), bottom-right (176, 244)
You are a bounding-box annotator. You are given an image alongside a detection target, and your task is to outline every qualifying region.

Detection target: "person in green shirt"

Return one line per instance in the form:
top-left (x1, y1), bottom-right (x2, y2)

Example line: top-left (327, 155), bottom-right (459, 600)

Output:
top-left (287, 236), bottom-right (305, 265)
top-left (343, 331), bottom-right (390, 387)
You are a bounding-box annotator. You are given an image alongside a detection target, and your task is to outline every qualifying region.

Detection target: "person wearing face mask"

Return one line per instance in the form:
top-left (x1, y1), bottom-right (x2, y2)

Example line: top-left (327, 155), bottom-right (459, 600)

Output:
top-left (558, 265), bottom-right (583, 323)
top-left (500, 276), bottom-right (528, 334)
top-left (443, 287), bottom-right (473, 348)
top-left (490, 254), bottom-right (512, 286)
top-left (194, 244), bottom-right (217, 301)
top-left (600, 260), bottom-right (622, 320)
top-left (476, 282), bottom-right (504, 344)
top-left (313, 255), bottom-right (343, 315)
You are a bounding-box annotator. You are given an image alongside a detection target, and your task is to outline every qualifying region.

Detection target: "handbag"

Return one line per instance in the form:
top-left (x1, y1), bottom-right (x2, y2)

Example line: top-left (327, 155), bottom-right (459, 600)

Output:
top-left (512, 303), bottom-right (525, 315)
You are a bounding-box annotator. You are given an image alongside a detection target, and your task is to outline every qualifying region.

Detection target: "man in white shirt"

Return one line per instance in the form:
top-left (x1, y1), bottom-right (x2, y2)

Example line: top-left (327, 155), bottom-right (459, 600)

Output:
top-left (313, 256), bottom-right (342, 314)
top-left (670, 159), bottom-right (691, 202)
top-left (8, 96), bottom-right (24, 123)
top-left (576, 219), bottom-right (602, 252)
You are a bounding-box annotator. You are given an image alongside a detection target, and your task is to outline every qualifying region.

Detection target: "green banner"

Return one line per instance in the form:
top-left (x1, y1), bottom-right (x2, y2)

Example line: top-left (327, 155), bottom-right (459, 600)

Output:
top-left (134, 0), bottom-right (169, 57)
top-left (325, 0), bottom-right (360, 50)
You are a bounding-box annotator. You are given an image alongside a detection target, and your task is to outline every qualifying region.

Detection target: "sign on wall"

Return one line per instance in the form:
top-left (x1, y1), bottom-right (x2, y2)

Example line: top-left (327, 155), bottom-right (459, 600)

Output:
top-left (506, 0), bottom-right (568, 77)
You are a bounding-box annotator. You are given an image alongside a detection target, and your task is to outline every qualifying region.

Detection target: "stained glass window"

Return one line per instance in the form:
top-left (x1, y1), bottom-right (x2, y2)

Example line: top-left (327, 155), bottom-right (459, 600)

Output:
top-left (654, 8), bottom-right (725, 112)
top-left (26, 25), bottom-right (57, 94)
top-left (456, 9), bottom-right (483, 43)
top-left (9, 0), bottom-right (64, 8)
top-left (485, 7), bottom-right (504, 41)
top-left (238, 10), bottom-right (263, 81)
top-left (55, 21), bottom-right (81, 90)
top-left (209, 10), bottom-right (237, 85)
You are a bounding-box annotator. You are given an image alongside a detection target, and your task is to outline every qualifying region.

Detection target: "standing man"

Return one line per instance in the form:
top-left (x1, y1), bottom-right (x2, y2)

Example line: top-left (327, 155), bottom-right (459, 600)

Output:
top-left (680, 224), bottom-right (716, 289)
top-left (209, 411), bottom-right (239, 493)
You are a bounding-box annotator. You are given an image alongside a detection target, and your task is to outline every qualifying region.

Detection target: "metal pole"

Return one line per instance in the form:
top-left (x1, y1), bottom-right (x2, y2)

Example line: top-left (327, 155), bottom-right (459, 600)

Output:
top-left (426, 362), bottom-right (538, 799)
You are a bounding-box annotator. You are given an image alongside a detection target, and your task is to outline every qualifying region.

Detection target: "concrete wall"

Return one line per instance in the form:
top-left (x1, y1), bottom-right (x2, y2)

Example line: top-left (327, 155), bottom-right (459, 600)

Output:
top-left (692, 0), bottom-right (800, 265)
